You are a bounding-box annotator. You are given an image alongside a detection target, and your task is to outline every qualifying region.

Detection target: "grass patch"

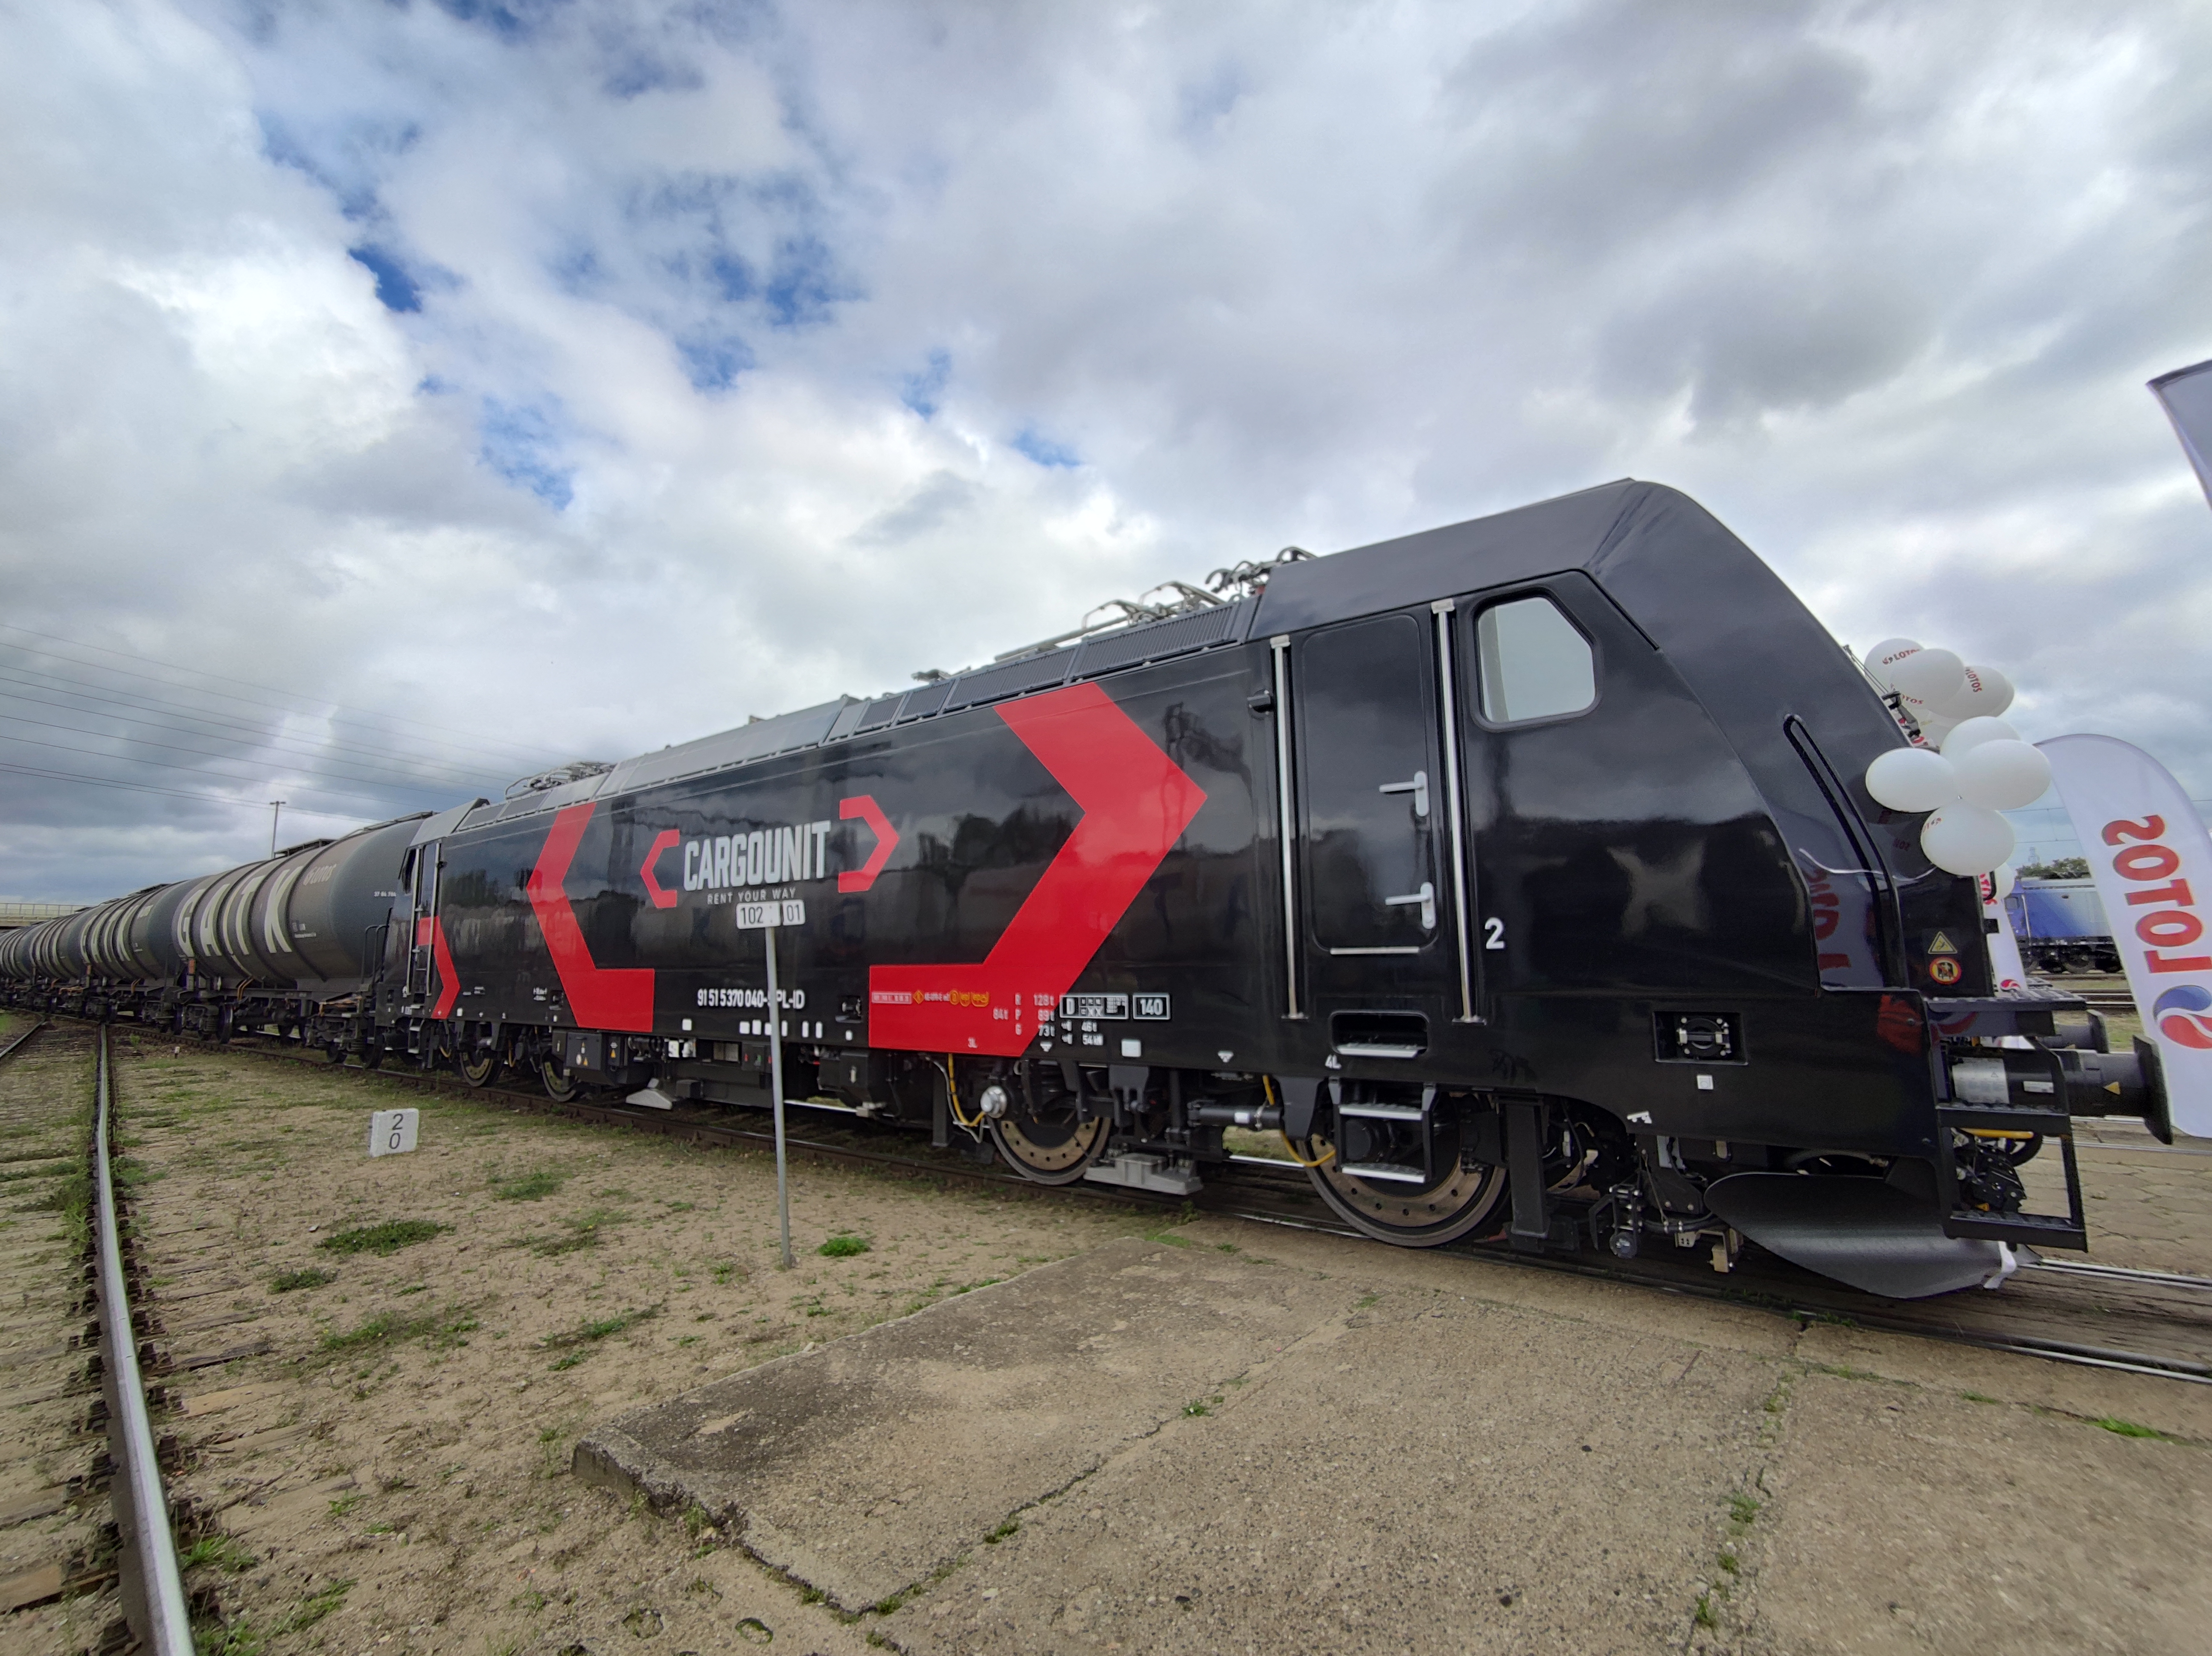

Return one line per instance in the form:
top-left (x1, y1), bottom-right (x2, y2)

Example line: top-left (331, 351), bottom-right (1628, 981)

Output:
top-left (984, 1517), bottom-right (1019, 1543)
top-left (318, 1220), bottom-right (449, 1257)
top-left (271, 1267), bottom-right (335, 1293)
top-left (279, 1578), bottom-right (354, 1633)
top-left (1961, 1390), bottom-right (2001, 1405)
top-left (516, 1205), bottom-right (626, 1256)
top-left (817, 1234), bottom-right (870, 1257)
top-left (1727, 1493), bottom-right (1761, 1526)
top-left (2095, 1417), bottom-right (2176, 1440)
top-left (180, 1533), bottom-right (257, 1574)
top-left (1694, 1591), bottom-right (1718, 1630)
top-left (543, 1305), bottom-right (661, 1351)
top-left (550, 1353), bottom-right (585, 1372)
top-left (492, 1169), bottom-right (567, 1201)
top-left (320, 1313), bottom-right (414, 1352)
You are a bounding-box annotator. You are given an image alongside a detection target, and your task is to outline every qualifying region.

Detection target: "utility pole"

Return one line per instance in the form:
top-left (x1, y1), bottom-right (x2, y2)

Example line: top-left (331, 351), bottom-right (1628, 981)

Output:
top-left (268, 800), bottom-right (285, 857)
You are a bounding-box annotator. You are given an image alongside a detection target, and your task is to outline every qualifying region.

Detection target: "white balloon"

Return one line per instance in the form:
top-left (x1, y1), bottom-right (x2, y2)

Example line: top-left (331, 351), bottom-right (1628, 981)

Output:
top-left (1987, 863), bottom-right (2017, 904)
top-left (1865, 747), bottom-right (1961, 813)
top-left (1940, 716), bottom-right (2020, 758)
top-left (1936, 664), bottom-right (2014, 721)
top-left (1955, 739), bottom-right (2052, 812)
top-left (1865, 637), bottom-right (1923, 690)
top-left (1889, 646), bottom-right (1966, 705)
top-left (1915, 714), bottom-right (1959, 747)
top-left (1922, 804), bottom-right (2016, 876)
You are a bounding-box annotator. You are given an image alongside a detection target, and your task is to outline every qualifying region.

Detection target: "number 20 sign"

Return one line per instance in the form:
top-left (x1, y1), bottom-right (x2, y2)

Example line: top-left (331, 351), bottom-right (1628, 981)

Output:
top-left (368, 1109), bottom-right (420, 1157)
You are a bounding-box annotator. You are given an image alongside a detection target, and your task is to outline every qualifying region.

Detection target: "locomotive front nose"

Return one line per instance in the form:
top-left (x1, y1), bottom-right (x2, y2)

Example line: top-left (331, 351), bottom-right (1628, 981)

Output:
top-left (1947, 1038), bottom-right (2174, 1145)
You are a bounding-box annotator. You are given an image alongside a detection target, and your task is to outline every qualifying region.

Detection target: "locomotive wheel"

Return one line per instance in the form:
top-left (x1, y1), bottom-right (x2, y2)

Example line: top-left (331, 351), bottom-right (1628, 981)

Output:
top-left (1301, 1129), bottom-right (1510, 1247)
top-left (459, 1049), bottom-right (502, 1089)
top-left (987, 1100), bottom-right (1109, 1185)
top-left (541, 1057), bottom-right (582, 1103)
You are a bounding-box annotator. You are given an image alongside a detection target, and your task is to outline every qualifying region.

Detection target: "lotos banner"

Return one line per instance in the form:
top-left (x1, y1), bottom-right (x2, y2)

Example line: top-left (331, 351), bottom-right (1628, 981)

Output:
top-left (2040, 734), bottom-right (2212, 1137)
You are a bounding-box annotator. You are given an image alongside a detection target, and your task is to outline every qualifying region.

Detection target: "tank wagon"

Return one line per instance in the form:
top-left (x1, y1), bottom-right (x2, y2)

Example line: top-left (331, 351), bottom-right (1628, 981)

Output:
top-left (3, 481), bottom-right (2174, 1298)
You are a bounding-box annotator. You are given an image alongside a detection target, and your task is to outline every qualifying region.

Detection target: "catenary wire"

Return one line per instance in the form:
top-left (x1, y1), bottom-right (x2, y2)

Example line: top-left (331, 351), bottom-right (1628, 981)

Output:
top-left (0, 624), bottom-right (565, 767)
top-left (0, 666), bottom-right (527, 785)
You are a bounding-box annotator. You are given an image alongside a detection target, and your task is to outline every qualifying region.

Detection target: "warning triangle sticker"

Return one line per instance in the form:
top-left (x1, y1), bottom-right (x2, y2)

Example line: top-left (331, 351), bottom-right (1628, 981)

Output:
top-left (1928, 931), bottom-right (1959, 955)
top-left (2106, 1082), bottom-right (2122, 1095)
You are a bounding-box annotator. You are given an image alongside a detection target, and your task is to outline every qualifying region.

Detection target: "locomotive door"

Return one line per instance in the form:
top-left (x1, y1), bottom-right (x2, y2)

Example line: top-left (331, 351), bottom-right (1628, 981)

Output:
top-left (404, 843), bottom-right (440, 1006)
top-left (1289, 608), bottom-right (1468, 1027)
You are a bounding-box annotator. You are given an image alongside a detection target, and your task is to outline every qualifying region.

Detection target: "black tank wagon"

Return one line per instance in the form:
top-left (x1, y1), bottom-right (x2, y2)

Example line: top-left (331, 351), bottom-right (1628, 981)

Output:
top-left (4, 481), bottom-right (2173, 1298)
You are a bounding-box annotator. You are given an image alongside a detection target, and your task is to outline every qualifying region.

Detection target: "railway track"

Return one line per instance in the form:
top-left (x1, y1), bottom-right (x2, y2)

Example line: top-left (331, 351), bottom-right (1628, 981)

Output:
top-left (0, 1020), bottom-right (192, 1652)
top-left (180, 1026), bottom-right (2212, 1391)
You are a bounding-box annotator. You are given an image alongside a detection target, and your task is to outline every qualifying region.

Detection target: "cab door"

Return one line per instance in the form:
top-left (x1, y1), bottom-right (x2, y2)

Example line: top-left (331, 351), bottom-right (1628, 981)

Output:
top-left (1292, 609), bottom-right (1464, 1038)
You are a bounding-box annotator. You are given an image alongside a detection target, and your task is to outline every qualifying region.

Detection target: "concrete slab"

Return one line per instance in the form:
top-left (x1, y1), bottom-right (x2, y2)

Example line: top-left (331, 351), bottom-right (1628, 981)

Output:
top-left (1740, 1371), bottom-right (2212, 1655)
top-left (573, 1237), bottom-right (1357, 1611)
top-left (882, 1279), bottom-right (1779, 1655)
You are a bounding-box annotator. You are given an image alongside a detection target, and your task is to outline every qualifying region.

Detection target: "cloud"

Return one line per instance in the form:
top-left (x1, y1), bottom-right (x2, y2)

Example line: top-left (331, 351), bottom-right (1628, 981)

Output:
top-left (0, 0), bottom-right (2209, 901)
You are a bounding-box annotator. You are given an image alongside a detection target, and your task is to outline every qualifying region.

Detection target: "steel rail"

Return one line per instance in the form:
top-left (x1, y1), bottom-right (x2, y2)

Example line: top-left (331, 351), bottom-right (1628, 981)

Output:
top-left (93, 1026), bottom-right (194, 1654)
top-left (0, 1018), bottom-right (44, 1064)
top-left (2024, 1257), bottom-right (2212, 1294)
top-left (56, 1019), bottom-right (2212, 1390)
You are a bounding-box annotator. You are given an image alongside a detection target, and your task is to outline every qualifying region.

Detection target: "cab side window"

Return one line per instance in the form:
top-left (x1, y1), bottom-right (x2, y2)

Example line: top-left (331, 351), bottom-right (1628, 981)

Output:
top-left (1475, 595), bottom-right (1596, 725)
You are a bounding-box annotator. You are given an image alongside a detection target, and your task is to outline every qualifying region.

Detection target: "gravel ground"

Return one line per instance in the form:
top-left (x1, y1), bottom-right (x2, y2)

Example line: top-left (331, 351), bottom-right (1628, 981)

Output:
top-left (101, 1037), bottom-right (1166, 1656)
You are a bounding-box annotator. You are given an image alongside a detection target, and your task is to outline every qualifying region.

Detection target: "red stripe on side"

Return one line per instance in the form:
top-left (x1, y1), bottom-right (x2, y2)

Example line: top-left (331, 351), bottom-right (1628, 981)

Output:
top-left (526, 802), bottom-right (657, 1032)
top-left (867, 681), bottom-right (1206, 1056)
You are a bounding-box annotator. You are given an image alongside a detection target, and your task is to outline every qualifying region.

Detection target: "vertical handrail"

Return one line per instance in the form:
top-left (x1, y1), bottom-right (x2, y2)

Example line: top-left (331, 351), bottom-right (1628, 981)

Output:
top-left (1269, 636), bottom-right (1303, 1020)
top-left (1431, 600), bottom-right (1479, 1023)
top-left (94, 1026), bottom-right (194, 1655)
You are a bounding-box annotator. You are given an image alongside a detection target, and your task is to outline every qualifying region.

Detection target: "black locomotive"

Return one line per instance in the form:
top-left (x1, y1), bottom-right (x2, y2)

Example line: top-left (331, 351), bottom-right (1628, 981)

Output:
top-left (3, 481), bottom-right (2172, 1298)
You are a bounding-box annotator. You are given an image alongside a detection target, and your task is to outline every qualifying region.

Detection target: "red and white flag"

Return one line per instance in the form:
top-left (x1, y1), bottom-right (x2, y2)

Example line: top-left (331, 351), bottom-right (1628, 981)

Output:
top-left (2040, 734), bottom-right (2212, 1137)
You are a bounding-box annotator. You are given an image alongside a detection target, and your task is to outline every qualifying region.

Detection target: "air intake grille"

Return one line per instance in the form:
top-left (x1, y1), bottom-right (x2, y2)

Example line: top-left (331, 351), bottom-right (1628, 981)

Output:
top-left (1072, 601), bottom-right (1251, 678)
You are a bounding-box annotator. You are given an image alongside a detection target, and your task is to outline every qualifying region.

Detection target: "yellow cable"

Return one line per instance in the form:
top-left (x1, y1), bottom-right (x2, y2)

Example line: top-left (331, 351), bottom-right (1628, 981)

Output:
top-left (945, 1053), bottom-right (983, 1131)
top-left (1264, 1075), bottom-right (1336, 1168)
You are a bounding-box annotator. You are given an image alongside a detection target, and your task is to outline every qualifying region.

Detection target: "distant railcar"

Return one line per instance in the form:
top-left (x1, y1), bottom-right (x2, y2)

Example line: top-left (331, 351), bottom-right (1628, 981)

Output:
top-left (3, 481), bottom-right (2172, 1298)
top-left (2005, 879), bottom-right (2123, 975)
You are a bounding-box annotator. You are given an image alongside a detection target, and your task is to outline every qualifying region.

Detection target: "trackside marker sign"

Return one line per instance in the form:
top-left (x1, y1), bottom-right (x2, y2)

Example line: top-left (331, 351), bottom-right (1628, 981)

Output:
top-left (2040, 734), bottom-right (2212, 1137)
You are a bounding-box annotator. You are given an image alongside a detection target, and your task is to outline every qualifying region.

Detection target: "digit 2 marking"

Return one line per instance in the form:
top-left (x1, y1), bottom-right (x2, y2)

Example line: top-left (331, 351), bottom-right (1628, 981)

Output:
top-left (1484, 917), bottom-right (1506, 950)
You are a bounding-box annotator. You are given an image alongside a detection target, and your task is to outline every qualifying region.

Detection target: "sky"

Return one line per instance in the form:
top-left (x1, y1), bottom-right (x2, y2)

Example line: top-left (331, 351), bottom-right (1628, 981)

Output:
top-left (3, 0), bottom-right (2209, 902)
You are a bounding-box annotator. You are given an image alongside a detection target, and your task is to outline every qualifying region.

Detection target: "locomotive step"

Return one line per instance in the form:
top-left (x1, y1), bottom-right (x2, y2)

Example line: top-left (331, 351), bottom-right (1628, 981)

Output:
top-left (1336, 1101), bottom-right (1427, 1121)
top-left (1944, 1208), bottom-right (2088, 1250)
top-left (1935, 1102), bottom-right (2074, 1137)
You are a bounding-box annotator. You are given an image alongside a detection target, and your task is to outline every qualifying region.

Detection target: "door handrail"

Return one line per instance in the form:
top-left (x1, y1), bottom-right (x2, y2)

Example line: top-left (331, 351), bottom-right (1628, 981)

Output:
top-left (1432, 600), bottom-right (1479, 1021)
top-left (1270, 635), bottom-right (1304, 1020)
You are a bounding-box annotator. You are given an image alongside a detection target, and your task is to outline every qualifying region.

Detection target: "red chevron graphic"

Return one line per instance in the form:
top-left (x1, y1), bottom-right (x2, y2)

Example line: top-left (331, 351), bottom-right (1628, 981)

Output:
top-left (867, 681), bottom-right (1207, 1057)
top-left (414, 915), bottom-right (461, 1020)
top-left (527, 802), bottom-right (656, 1032)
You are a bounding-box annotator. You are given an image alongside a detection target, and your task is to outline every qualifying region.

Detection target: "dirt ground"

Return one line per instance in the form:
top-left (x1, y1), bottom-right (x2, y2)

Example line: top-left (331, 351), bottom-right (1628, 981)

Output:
top-left (74, 1038), bottom-right (1172, 1655)
top-left (1, 1029), bottom-right (2205, 1656)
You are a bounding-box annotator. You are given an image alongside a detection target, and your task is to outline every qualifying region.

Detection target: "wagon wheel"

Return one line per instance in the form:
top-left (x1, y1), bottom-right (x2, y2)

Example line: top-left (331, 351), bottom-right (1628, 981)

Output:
top-left (322, 1041), bottom-right (346, 1065)
top-left (458, 1048), bottom-right (502, 1088)
top-left (1299, 1120), bottom-right (1510, 1247)
top-left (987, 1092), bottom-right (1110, 1185)
top-left (541, 1055), bottom-right (582, 1103)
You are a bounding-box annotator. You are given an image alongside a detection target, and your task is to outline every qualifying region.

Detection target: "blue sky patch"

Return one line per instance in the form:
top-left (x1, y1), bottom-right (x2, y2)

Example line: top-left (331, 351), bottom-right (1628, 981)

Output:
top-left (479, 397), bottom-right (575, 509)
top-left (348, 244), bottom-right (422, 312)
top-left (678, 334), bottom-right (755, 392)
top-left (901, 349), bottom-right (951, 418)
top-left (1013, 426), bottom-right (1081, 469)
